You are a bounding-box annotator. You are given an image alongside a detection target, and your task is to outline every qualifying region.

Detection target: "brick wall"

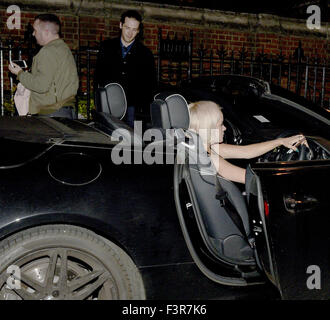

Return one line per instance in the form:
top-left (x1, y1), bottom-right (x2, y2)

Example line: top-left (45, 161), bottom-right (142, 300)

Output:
top-left (1, 9), bottom-right (328, 57)
top-left (0, 0), bottom-right (329, 106)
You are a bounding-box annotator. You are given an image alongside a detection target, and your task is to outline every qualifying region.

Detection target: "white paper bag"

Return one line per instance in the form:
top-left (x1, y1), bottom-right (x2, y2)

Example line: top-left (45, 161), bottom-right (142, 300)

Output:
top-left (14, 83), bottom-right (30, 116)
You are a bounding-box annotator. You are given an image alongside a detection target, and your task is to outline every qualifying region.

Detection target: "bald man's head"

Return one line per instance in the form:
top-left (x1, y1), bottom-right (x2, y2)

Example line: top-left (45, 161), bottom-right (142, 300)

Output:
top-left (32, 14), bottom-right (61, 46)
top-left (34, 14), bottom-right (61, 32)
top-left (37, 20), bottom-right (60, 35)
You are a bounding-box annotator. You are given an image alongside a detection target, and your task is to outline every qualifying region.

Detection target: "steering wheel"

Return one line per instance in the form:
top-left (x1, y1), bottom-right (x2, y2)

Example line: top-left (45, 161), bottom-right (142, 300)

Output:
top-left (275, 131), bottom-right (313, 161)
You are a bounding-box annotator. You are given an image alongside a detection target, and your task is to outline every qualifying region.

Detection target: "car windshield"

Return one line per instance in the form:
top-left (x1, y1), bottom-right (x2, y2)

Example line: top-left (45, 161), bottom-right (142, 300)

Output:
top-left (220, 92), bottom-right (330, 139)
top-left (182, 76), bottom-right (330, 140)
top-left (269, 84), bottom-right (330, 121)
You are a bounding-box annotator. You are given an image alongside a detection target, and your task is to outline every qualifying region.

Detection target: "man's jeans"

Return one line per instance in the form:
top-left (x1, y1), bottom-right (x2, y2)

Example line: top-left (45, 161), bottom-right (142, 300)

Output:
top-left (125, 106), bottom-right (135, 128)
top-left (47, 106), bottom-right (75, 119)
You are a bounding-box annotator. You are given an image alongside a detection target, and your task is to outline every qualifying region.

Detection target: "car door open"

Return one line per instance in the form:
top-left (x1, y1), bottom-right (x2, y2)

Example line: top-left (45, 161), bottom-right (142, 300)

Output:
top-left (246, 160), bottom-right (330, 299)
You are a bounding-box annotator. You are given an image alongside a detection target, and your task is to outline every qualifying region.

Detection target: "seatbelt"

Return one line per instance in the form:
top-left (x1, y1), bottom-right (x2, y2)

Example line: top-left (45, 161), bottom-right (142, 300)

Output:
top-left (214, 176), bottom-right (254, 248)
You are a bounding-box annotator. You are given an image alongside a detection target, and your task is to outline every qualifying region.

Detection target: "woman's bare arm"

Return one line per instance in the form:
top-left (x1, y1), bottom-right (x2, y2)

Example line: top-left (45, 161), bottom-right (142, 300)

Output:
top-left (210, 152), bottom-right (246, 184)
top-left (211, 135), bottom-right (307, 159)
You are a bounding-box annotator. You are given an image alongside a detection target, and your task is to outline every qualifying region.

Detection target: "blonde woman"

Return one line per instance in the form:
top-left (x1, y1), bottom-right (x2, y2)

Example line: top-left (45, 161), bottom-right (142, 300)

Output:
top-left (188, 100), bottom-right (307, 184)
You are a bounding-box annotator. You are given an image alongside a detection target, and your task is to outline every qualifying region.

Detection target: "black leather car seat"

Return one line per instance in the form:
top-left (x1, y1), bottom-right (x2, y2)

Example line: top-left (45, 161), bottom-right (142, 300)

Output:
top-left (95, 83), bottom-right (127, 119)
top-left (150, 93), bottom-right (254, 265)
top-left (93, 83), bottom-right (143, 146)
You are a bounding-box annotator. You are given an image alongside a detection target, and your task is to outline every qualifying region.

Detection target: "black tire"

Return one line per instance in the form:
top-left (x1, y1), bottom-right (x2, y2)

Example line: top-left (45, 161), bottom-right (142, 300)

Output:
top-left (0, 224), bottom-right (145, 300)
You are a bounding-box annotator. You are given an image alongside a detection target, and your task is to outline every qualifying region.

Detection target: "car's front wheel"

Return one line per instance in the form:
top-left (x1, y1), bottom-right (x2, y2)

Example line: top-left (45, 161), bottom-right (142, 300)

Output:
top-left (0, 224), bottom-right (145, 300)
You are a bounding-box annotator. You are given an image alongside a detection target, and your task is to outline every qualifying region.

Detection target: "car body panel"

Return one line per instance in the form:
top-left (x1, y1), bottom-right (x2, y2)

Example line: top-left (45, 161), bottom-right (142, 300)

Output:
top-left (250, 160), bottom-right (330, 299)
top-left (0, 143), bottom-right (186, 267)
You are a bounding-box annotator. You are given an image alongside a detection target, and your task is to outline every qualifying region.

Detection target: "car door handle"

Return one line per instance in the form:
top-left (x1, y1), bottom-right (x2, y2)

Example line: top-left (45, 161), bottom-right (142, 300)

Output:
top-left (283, 193), bottom-right (319, 213)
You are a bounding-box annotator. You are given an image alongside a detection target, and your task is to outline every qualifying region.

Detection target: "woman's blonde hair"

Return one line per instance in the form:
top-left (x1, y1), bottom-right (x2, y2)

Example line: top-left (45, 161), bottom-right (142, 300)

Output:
top-left (188, 100), bottom-right (222, 148)
top-left (188, 100), bottom-right (222, 131)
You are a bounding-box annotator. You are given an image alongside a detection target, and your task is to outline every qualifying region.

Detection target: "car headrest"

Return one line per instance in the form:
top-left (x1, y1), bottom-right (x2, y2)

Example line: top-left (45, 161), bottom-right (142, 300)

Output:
top-left (151, 93), bottom-right (190, 130)
top-left (95, 83), bottom-right (127, 120)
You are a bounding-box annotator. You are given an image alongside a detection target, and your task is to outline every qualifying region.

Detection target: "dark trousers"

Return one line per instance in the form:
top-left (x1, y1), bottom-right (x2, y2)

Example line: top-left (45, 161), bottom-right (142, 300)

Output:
top-left (47, 106), bottom-right (76, 119)
top-left (124, 106), bottom-right (134, 128)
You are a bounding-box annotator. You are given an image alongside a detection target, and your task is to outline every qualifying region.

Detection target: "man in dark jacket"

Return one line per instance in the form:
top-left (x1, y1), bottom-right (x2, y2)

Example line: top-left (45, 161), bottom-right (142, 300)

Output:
top-left (94, 10), bottom-right (156, 127)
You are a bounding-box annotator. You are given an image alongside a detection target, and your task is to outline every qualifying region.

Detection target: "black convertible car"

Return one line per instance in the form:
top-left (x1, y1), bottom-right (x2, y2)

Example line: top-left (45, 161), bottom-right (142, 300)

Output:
top-left (0, 75), bottom-right (329, 300)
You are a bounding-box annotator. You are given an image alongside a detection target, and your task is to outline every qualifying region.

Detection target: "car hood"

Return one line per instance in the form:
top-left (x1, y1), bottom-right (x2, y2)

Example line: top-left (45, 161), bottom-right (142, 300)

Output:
top-left (0, 116), bottom-right (63, 144)
top-left (0, 116), bottom-right (114, 144)
top-left (0, 116), bottom-right (114, 168)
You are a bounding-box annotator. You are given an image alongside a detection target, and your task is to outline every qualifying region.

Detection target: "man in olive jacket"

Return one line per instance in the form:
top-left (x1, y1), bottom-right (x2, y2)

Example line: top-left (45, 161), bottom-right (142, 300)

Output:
top-left (9, 14), bottom-right (79, 119)
top-left (94, 10), bottom-right (156, 127)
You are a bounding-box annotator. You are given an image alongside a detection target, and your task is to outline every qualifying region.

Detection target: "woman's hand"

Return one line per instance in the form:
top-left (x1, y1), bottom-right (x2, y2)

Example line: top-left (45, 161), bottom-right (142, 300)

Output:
top-left (280, 134), bottom-right (308, 152)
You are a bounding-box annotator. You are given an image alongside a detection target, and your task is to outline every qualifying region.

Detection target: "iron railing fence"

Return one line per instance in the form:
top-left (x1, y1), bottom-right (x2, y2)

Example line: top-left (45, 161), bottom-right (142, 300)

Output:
top-left (0, 28), bottom-right (329, 120)
top-left (157, 30), bottom-right (329, 110)
top-left (159, 46), bottom-right (329, 106)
